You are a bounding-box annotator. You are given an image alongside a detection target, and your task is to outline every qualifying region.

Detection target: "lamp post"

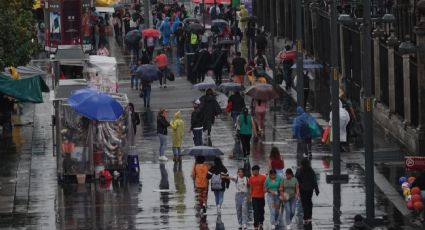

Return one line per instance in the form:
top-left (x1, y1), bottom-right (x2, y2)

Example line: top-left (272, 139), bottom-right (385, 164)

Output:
top-left (295, 0), bottom-right (304, 108)
top-left (330, 0), bottom-right (341, 227)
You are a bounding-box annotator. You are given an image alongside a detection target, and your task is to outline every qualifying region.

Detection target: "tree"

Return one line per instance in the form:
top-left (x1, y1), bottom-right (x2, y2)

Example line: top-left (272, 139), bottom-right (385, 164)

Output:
top-left (0, 0), bottom-right (37, 69)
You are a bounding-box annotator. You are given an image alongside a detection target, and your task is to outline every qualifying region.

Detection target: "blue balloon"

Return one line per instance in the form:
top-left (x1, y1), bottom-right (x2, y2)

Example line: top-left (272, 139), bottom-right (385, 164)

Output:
top-left (399, 176), bottom-right (407, 184)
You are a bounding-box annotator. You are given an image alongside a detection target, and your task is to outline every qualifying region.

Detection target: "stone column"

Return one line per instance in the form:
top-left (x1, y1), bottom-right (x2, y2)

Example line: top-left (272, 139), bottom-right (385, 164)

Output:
top-left (372, 30), bottom-right (382, 101)
top-left (415, 0), bottom-right (425, 154)
top-left (386, 32), bottom-right (399, 114)
top-left (402, 53), bottom-right (411, 125)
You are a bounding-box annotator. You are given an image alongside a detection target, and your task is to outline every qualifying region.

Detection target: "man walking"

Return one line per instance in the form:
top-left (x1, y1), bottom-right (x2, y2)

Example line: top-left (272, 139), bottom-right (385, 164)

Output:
top-left (249, 165), bottom-right (266, 230)
top-left (190, 99), bottom-right (204, 146)
top-left (155, 50), bottom-right (169, 88)
top-left (231, 52), bottom-right (247, 84)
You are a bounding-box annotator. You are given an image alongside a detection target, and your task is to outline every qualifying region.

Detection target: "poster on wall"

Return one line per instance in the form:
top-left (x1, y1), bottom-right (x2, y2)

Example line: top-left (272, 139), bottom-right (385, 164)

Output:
top-left (50, 12), bottom-right (61, 40)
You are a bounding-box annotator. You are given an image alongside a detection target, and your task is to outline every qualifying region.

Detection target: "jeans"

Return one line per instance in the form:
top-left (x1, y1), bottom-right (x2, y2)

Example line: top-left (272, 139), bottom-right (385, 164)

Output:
top-left (214, 190), bottom-right (224, 206)
top-left (158, 134), bottom-right (167, 156)
top-left (235, 192), bottom-right (248, 225)
top-left (143, 86), bottom-right (151, 107)
top-left (300, 189), bottom-right (314, 221)
top-left (267, 193), bottom-right (281, 226)
top-left (284, 196), bottom-right (297, 225)
top-left (131, 75), bottom-right (139, 89)
top-left (193, 129), bottom-right (203, 146)
top-left (239, 134), bottom-right (251, 156)
top-left (159, 67), bottom-right (167, 86)
top-left (172, 147), bottom-right (181, 156)
top-left (252, 197), bottom-right (265, 227)
top-left (231, 111), bottom-right (239, 125)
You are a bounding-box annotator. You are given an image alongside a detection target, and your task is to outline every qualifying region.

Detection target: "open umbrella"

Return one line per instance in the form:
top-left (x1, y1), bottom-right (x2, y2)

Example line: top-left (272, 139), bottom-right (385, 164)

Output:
top-left (143, 28), bottom-right (161, 37)
top-left (218, 82), bottom-right (244, 93)
top-left (68, 88), bottom-right (124, 121)
top-left (193, 82), bottom-right (216, 90)
top-left (245, 84), bottom-right (279, 101)
top-left (217, 40), bottom-right (236, 46)
top-left (181, 146), bottom-right (224, 157)
top-left (188, 23), bottom-right (205, 33)
top-left (183, 18), bottom-right (200, 24)
top-left (135, 64), bottom-right (160, 82)
top-left (125, 29), bottom-right (141, 46)
top-left (211, 19), bottom-right (229, 27)
top-left (291, 59), bottom-right (323, 69)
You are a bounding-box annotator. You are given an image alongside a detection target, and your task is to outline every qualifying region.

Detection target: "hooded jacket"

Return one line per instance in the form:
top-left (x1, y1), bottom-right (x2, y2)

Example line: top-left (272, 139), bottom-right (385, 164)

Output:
top-left (329, 100), bottom-right (350, 142)
top-left (170, 111), bottom-right (185, 147)
top-left (293, 106), bottom-right (311, 140)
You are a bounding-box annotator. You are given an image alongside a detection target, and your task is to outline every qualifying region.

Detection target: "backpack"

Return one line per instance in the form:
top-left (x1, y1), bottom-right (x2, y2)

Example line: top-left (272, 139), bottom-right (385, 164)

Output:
top-left (211, 173), bottom-right (222, 190)
top-left (299, 116), bottom-right (311, 139)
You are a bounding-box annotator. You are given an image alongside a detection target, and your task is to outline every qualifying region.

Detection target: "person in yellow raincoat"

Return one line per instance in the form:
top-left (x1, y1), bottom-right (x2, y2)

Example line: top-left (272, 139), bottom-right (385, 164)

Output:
top-left (239, 5), bottom-right (249, 31)
top-left (170, 111), bottom-right (185, 162)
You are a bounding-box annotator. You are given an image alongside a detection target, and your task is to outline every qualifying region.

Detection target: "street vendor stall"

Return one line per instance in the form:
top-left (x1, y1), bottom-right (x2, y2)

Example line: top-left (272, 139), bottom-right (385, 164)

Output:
top-left (52, 81), bottom-right (132, 183)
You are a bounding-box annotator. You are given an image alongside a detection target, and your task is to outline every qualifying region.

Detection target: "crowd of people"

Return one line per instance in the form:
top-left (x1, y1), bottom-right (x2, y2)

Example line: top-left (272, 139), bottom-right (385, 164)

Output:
top-left (116, 1), bottom-right (389, 230)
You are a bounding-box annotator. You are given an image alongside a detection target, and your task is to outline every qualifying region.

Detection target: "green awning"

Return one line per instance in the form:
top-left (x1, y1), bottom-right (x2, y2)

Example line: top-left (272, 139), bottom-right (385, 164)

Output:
top-left (0, 74), bottom-right (50, 103)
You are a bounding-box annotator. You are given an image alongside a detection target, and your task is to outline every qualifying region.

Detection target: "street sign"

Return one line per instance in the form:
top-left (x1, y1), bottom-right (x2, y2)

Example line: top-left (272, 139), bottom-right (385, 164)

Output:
top-left (405, 156), bottom-right (425, 171)
top-left (326, 174), bottom-right (349, 184)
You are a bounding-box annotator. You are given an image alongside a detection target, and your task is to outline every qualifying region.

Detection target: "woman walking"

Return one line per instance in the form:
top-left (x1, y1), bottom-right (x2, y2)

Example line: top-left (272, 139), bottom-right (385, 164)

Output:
top-left (157, 109), bottom-right (170, 161)
top-left (282, 168), bottom-right (299, 228)
top-left (268, 147), bottom-right (284, 177)
top-left (191, 156), bottom-right (209, 214)
top-left (264, 169), bottom-right (283, 229)
top-left (236, 108), bottom-right (257, 157)
top-left (170, 111), bottom-right (184, 162)
top-left (254, 99), bottom-right (267, 135)
top-left (296, 158), bottom-right (320, 228)
top-left (227, 168), bottom-right (249, 229)
top-left (208, 157), bottom-right (229, 215)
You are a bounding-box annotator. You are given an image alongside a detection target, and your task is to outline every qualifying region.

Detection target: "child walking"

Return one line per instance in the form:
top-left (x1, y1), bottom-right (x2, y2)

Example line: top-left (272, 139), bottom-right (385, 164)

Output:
top-left (191, 156), bottom-right (209, 214)
top-left (227, 168), bottom-right (249, 230)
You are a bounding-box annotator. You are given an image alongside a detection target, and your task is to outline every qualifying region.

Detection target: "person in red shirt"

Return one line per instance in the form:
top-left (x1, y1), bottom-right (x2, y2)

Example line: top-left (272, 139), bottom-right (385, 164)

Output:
top-left (154, 50), bottom-right (169, 88)
top-left (249, 165), bottom-right (266, 229)
top-left (268, 147), bottom-right (285, 177)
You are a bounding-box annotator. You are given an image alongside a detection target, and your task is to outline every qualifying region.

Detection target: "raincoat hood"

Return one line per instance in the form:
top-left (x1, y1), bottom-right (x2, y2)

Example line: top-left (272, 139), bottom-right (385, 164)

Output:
top-left (173, 111), bottom-right (181, 120)
top-left (296, 106), bottom-right (305, 115)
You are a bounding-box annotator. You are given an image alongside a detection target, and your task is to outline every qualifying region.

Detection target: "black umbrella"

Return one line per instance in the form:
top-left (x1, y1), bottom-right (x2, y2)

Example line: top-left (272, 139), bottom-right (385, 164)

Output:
top-left (211, 19), bottom-right (229, 27)
top-left (135, 64), bottom-right (160, 82)
top-left (218, 40), bottom-right (236, 46)
top-left (183, 18), bottom-right (200, 24)
top-left (188, 23), bottom-right (205, 33)
top-left (181, 146), bottom-right (224, 157)
top-left (125, 29), bottom-right (141, 46)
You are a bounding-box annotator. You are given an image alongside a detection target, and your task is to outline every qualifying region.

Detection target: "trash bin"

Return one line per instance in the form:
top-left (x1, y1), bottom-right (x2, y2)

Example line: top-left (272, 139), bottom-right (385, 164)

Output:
top-left (185, 53), bottom-right (196, 83)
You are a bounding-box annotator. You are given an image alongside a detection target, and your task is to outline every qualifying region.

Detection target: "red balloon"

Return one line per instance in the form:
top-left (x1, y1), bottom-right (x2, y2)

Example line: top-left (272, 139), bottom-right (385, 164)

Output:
top-left (408, 177), bottom-right (416, 184)
top-left (414, 201), bottom-right (424, 211)
top-left (407, 200), bottom-right (414, 210)
top-left (411, 187), bottom-right (421, 195)
top-left (412, 194), bottom-right (422, 203)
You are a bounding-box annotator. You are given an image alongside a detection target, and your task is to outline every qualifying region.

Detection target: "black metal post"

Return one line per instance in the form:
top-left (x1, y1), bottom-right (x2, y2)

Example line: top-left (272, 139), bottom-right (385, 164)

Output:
top-left (144, 0), bottom-right (150, 28)
top-left (295, 0), bottom-right (304, 107)
top-left (203, 0), bottom-right (206, 27)
top-left (363, 0), bottom-right (375, 221)
top-left (330, 0), bottom-right (341, 228)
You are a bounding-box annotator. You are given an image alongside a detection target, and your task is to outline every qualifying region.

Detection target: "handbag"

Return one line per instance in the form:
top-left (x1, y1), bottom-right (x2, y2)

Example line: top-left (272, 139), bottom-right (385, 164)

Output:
top-left (165, 68), bottom-right (175, 81)
top-left (225, 101), bottom-right (233, 113)
top-left (139, 90), bottom-right (144, 98)
top-left (322, 127), bottom-right (330, 144)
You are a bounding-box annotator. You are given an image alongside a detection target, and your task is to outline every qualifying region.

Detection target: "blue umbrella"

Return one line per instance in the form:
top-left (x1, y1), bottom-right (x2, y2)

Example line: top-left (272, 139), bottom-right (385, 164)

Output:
top-left (181, 146), bottom-right (224, 157)
top-left (135, 64), bottom-right (160, 82)
top-left (193, 82), bottom-right (217, 90)
top-left (291, 59), bottom-right (323, 69)
top-left (68, 89), bottom-right (124, 122)
top-left (218, 82), bottom-right (245, 93)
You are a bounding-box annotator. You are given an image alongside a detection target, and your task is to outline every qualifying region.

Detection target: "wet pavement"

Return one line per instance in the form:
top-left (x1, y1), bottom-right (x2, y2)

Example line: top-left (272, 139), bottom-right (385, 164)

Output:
top-left (0, 36), bottom-right (420, 230)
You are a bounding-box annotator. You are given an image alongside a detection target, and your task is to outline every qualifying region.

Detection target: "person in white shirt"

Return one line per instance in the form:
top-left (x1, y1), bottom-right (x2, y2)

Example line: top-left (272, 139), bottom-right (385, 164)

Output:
top-left (226, 168), bottom-right (249, 229)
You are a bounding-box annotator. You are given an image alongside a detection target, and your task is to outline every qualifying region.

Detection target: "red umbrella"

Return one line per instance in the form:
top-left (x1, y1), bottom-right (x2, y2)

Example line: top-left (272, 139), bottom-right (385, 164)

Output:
top-left (192, 0), bottom-right (231, 4)
top-left (143, 28), bottom-right (161, 38)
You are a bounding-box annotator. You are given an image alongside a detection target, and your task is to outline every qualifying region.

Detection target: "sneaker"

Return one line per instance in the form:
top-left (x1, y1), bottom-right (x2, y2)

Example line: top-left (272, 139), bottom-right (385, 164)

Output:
top-left (164, 85), bottom-right (167, 88)
top-left (303, 153), bottom-right (309, 158)
top-left (308, 153), bottom-right (312, 160)
top-left (202, 204), bottom-right (207, 214)
top-left (238, 225), bottom-right (242, 230)
top-left (242, 224), bottom-right (247, 229)
top-left (159, 156), bottom-right (168, 161)
top-left (217, 206), bottom-right (221, 214)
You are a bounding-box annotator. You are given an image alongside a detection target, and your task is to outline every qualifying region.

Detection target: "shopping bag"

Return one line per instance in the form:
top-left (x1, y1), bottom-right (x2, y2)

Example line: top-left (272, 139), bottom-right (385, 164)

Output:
top-left (322, 127), bottom-right (330, 144)
top-left (225, 101), bottom-right (233, 113)
top-left (165, 69), bottom-right (175, 81)
top-left (307, 116), bottom-right (322, 139)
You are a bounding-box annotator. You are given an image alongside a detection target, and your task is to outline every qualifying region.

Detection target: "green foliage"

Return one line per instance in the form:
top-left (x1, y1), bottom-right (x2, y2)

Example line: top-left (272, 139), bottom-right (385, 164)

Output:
top-left (0, 0), bottom-right (37, 69)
